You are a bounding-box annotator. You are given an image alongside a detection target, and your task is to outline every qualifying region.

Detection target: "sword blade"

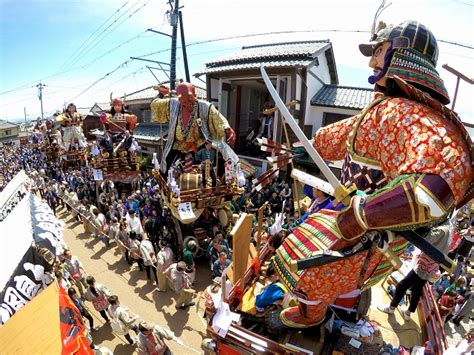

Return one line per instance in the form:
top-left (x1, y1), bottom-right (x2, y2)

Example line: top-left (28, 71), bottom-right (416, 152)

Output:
top-left (260, 65), bottom-right (342, 192)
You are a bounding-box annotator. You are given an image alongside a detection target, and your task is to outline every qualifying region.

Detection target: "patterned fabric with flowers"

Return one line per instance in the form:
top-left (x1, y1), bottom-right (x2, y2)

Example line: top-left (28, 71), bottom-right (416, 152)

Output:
top-left (314, 96), bottom-right (472, 204)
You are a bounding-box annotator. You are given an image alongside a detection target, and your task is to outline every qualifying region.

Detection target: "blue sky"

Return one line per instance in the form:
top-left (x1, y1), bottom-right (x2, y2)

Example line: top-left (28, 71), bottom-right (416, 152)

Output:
top-left (1, 0), bottom-right (473, 124)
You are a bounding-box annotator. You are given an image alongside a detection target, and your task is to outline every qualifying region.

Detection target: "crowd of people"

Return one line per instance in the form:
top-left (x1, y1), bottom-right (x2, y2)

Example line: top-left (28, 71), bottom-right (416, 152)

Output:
top-left (432, 208), bottom-right (473, 326)
top-left (1, 134), bottom-right (472, 351)
top-left (0, 140), bottom-right (305, 348)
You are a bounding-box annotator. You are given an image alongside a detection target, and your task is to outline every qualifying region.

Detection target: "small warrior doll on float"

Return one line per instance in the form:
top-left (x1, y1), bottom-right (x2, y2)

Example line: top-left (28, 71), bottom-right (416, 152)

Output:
top-left (98, 98), bottom-right (139, 157)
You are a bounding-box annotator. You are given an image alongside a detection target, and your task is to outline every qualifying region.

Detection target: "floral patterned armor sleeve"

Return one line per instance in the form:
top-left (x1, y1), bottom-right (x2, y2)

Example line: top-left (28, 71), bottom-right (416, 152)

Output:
top-left (335, 97), bottom-right (472, 241)
top-left (271, 19), bottom-right (473, 331)
top-left (273, 94), bottom-right (472, 330)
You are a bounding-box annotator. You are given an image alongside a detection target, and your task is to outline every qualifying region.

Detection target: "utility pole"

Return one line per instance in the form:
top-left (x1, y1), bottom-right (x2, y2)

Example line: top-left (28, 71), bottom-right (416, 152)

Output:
top-left (178, 10), bottom-right (190, 82)
top-left (169, 0), bottom-right (179, 90)
top-left (36, 82), bottom-right (46, 120)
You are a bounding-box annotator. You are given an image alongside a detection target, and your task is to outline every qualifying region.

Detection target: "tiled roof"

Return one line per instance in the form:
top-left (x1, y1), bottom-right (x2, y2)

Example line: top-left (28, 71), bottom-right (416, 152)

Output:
top-left (124, 85), bottom-right (207, 101)
top-left (196, 40), bottom-right (330, 76)
top-left (124, 86), bottom-right (156, 101)
top-left (90, 102), bottom-right (110, 116)
top-left (311, 85), bottom-right (374, 110)
top-left (0, 121), bottom-right (19, 129)
top-left (199, 60), bottom-right (314, 75)
top-left (76, 107), bottom-right (92, 116)
top-left (134, 123), bottom-right (168, 142)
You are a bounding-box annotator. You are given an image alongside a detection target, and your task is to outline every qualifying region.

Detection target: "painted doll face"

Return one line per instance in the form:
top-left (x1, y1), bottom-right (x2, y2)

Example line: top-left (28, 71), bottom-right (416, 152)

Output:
top-left (113, 102), bottom-right (123, 113)
top-left (369, 41), bottom-right (391, 87)
top-left (176, 83), bottom-right (196, 110)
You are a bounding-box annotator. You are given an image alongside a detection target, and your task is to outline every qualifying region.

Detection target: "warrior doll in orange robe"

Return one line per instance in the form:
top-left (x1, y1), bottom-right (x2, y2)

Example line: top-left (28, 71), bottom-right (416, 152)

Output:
top-left (272, 20), bottom-right (473, 328)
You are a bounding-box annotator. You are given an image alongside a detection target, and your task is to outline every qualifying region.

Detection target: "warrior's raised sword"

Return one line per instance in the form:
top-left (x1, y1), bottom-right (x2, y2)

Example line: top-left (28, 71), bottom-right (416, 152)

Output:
top-left (260, 65), bottom-right (455, 272)
top-left (260, 65), bottom-right (353, 205)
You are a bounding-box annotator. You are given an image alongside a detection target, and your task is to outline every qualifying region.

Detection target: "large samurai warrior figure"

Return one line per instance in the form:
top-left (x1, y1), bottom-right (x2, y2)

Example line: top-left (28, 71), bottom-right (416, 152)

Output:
top-left (150, 82), bottom-right (237, 175)
top-left (272, 20), bottom-right (473, 328)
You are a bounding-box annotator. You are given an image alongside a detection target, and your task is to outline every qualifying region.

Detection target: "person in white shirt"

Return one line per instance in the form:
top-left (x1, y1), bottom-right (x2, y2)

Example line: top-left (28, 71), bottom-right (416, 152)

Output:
top-left (107, 295), bottom-right (139, 345)
top-left (136, 321), bottom-right (181, 355)
top-left (155, 239), bottom-right (174, 292)
top-left (165, 261), bottom-right (195, 310)
top-left (126, 209), bottom-right (144, 236)
top-left (92, 208), bottom-right (107, 243)
top-left (63, 250), bottom-right (87, 296)
top-left (279, 183), bottom-right (292, 200)
top-left (139, 235), bottom-right (158, 284)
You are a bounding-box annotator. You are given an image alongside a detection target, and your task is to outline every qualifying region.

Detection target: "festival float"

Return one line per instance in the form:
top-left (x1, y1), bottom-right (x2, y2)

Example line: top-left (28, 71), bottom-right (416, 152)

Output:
top-left (148, 83), bottom-right (251, 255)
top-left (90, 97), bottom-right (141, 184)
top-left (30, 117), bottom-right (63, 164)
top-left (198, 48), bottom-right (472, 353)
top-left (54, 103), bottom-right (89, 170)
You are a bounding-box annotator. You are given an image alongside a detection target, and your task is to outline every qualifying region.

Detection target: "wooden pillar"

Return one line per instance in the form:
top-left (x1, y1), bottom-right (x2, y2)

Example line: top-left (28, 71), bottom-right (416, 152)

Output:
top-left (234, 85), bottom-right (242, 151)
top-left (300, 68), bottom-right (308, 131)
top-left (231, 213), bottom-right (253, 286)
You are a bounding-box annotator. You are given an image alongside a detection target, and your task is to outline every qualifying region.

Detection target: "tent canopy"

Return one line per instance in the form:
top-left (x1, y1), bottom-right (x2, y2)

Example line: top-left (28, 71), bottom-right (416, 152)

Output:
top-left (0, 282), bottom-right (62, 353)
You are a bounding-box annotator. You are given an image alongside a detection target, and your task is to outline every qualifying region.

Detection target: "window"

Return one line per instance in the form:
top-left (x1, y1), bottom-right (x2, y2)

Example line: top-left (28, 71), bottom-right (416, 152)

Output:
top-left (5, 130), bottom-right (11, 135)
top-left (322, 112), bottom-right (351, 127)
top-left (142, 109), bottom-right (151, 123)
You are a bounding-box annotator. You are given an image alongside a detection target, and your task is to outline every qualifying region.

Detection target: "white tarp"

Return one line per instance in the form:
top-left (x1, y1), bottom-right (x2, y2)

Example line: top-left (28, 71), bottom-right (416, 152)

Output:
top-left (0, 191), bottom-right (66, 325)
top-left (0, 170), bottom-right (30, 221)
top-left (0, 170), bottom-right (29, 207)
top-left (0, 195), bottom-right (32, 291)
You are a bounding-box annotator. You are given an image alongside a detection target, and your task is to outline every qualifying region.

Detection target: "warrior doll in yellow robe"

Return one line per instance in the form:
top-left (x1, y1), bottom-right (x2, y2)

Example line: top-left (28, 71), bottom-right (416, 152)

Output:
top-left (151, 82), bottom-right (237, 175)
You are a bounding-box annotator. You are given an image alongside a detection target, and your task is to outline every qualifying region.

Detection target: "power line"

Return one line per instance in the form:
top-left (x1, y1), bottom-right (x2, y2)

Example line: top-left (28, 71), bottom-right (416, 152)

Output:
top-left (438, 39), bottom-right (474, 50)
top-left (55, 0), bottom-right (131, 75)
top-left (60, 0), bottom-right (139, 74)
top-left (66, 60), bottom-right (132, 103)
top-left (97, 66), bottom-right (147, 92)
top-left (59, 0), bottom-right (140, 74)
top-left (452, 0), bottom-right (474, 6)
top-left (138, 29), bottom-right (371, 58)
top-left (0, 27), bottom-right (153, 97)
top-left (64, 0), bottom-right (151, 73)
top-left (81, 30), bottom-right (149, 69)
top-left (138, 28), bottom-right (474, 59)
top-left (0, 85), bottom-right (35, 97)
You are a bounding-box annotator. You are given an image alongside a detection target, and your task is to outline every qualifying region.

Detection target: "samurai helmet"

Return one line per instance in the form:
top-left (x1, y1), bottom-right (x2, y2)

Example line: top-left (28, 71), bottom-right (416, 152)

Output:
top-left (359, 20), bottom-right (450, 104)
top-left (112, 97), bottom-right (123, 106)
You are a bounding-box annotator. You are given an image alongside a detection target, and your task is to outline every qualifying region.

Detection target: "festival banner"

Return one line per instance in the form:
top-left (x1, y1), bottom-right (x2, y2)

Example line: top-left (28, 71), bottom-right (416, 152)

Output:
top-left (0, 246), bottom-right (52, 325)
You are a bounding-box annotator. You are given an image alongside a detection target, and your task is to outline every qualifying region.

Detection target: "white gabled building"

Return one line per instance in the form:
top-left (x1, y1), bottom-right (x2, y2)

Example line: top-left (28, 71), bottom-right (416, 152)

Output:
top-left (195, 40), bottom-right (374, 169)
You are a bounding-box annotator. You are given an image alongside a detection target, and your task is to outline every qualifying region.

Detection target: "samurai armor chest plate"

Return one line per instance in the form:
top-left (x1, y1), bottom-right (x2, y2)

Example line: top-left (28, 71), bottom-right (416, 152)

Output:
top-left (340, 153), bottom-right (388, 194)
